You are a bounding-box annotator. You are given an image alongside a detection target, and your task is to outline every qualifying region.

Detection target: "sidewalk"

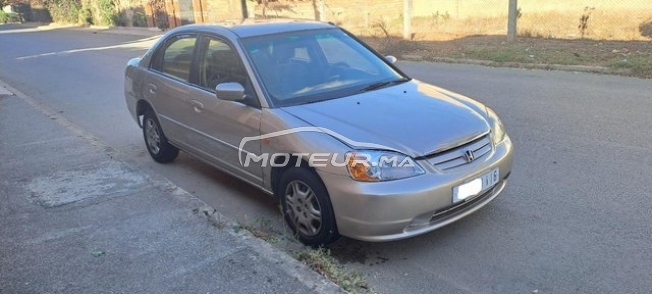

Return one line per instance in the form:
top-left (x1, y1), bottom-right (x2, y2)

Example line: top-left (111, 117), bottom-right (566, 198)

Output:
top-left (33, 23), bottom-right (164, 37)
top-left (0, 83), bottom-right (341, 293)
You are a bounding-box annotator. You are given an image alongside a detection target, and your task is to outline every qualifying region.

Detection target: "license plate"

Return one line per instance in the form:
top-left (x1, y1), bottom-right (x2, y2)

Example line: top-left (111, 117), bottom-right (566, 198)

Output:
top-left (453, 168), bottom-right (500, 203)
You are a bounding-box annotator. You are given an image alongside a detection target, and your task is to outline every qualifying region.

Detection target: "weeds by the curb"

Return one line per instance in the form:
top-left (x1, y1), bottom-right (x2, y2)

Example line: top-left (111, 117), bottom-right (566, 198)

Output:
top-left (239, 216), bottom-right (374, 293)
top-left (241, 216), bottom-right (282, 244)
top-left (293, 247), bottom-right (373, 294)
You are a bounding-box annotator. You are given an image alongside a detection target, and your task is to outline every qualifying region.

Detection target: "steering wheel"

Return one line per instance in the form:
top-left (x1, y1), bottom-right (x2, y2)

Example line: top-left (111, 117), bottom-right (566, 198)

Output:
top-left (208, 72), bottom-right (230, 89)
top-left (326, 62), bottom-right (350, 82)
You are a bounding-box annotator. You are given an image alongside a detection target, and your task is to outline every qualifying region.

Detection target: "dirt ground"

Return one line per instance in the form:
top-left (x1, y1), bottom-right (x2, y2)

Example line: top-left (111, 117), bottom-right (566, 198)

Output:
top-left (359, 35), bottom-right (652, 78)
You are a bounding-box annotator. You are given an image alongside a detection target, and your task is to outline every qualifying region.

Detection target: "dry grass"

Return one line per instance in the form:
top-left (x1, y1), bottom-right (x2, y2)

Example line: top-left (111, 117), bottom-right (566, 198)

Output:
top-left (408, 15), bottom-right (507, 41)
top-left (253, 0), bottom-right (651, 41)
top-left (517, 9), bottom-right (651, 41)
top-left (340, 0), bottom-right (652, 41)
top-left (403, 8), bottom-right (652, 41)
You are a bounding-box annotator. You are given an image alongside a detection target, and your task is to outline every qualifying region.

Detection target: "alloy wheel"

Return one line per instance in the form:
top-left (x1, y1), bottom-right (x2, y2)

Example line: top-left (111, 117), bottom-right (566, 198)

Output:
top-left (145, 118), bottom-right (161, 155)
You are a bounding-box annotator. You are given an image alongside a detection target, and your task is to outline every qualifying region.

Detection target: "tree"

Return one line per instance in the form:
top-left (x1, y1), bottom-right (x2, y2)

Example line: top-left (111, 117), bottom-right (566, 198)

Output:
top-left (640, 20), bottom-right (652, 40)
top-left (248, 0), bottom-right (295, 19)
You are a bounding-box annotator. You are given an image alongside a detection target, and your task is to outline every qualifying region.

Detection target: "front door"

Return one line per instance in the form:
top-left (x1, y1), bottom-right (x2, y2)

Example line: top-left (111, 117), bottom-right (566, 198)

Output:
top-left (184, 35), bottom-right (264, 186)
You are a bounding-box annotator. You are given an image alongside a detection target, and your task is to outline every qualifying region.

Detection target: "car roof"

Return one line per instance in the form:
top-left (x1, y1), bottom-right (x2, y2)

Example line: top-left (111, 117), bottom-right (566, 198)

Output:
top-left (177, 19), bottom-right (336, 39)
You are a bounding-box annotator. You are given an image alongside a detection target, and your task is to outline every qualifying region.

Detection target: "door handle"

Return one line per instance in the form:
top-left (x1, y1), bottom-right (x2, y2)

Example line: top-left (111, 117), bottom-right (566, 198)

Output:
top-left (190, 99), bottom-right (204, 113)
top-left (148, 84), bottom-right (157, 94)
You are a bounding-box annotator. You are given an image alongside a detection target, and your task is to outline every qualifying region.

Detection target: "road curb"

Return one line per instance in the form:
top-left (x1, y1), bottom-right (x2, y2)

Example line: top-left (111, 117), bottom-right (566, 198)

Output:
top-left (85, 25), bottom-right (163, 37)
top-left (0, 79), bottom-right (344, 294)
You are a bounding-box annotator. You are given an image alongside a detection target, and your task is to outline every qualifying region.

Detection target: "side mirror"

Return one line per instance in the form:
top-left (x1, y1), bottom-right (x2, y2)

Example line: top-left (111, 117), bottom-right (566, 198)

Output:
top-left (215, 83), bottom-right (245, 101)
top-left (385, 55), bottom-right (397, 64)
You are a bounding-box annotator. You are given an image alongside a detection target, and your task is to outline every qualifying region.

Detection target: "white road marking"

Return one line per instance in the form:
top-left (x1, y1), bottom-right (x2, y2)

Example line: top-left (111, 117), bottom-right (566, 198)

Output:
top-left (15, 37), bottom-right (158, 60)
top-left (0, 86), bottom-right (13, 96)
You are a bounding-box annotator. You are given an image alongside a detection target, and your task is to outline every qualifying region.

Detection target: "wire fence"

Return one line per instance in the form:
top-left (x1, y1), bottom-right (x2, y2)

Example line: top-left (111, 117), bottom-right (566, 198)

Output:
top-left (517, 0), bottom-right (652, 40)
top-left (253, 0), bottom-right (652, 41)
top-left (22, 0), bottom-right (651, 41)
top-left (409, 0), bottom-right (652, 40)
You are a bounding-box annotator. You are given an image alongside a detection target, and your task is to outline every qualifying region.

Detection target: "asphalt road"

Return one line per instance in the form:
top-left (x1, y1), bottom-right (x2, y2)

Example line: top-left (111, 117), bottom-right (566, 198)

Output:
top-left (2, 25), bottom-right (651, 293)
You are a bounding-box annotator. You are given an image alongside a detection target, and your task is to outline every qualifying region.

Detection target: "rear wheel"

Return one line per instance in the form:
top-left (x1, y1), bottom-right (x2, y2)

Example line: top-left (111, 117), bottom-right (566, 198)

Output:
top-left (143, 110), bottom-right (179, 163)
top-left (279, 167), bottom-right (339, 246)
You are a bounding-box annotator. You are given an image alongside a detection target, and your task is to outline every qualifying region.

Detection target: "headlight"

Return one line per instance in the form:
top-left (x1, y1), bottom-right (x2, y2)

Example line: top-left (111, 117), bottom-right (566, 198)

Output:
top-left (345, 151), bottom-right (425, 182)
top-left (486, 107), bottom-right (506, 144)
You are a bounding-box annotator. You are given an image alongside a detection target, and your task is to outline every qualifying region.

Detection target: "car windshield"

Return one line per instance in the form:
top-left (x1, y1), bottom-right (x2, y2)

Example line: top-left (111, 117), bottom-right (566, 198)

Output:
top-left (241, 28), bottom-right (408, 107)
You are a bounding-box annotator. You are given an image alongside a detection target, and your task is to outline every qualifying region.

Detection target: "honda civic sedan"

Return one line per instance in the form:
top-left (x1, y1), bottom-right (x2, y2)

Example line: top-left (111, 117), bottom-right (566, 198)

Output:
top-left (124, 20), bottom-right (514, 245)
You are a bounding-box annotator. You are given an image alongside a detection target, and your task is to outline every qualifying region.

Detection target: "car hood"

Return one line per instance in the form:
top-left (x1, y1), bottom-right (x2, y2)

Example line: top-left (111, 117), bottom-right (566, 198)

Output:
top-left (279, 80), bottom-right (490, 158)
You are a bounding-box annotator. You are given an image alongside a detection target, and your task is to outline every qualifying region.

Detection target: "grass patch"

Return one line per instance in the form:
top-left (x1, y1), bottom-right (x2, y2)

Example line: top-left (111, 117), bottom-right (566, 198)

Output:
top-left (240, 216), bottom-right (281, 244)
top-left (608, 55), bottom-right (652, 77)
top-left (455, 46), bottom-right (531, 63)
top-left (293, 247), bottom-right (372, 294)
top-left (360, 35), bottom-right (652, 79)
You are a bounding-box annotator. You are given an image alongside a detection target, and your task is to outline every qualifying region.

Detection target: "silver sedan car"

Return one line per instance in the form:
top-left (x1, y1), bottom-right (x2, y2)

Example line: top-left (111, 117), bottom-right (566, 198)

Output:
top-left (124, 20), bottom-right (514, 245)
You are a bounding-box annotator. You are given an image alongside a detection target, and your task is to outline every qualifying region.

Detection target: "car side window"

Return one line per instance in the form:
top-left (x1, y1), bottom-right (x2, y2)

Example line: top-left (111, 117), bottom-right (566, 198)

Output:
top-left (199, 37), bottom-right (258, 106)
top-left (157, 35), bottom-right (197, 82)
top-left (199, 38), bottom-right (248, 89)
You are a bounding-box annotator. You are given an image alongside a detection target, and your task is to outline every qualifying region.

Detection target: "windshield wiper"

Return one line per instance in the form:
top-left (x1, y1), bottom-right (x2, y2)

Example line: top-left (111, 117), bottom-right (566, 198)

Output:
top-left (357, 78), bottom-right (410, 93)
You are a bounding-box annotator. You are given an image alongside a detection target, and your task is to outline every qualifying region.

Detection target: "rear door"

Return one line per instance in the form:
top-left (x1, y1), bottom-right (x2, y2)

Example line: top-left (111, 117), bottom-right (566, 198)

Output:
top-left (145, 34), bottom-right (199, 146)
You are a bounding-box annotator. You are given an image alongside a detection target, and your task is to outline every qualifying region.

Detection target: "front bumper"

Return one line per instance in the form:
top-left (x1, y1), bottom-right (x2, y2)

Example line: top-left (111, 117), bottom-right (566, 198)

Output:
top-left (319, 136), bottom-right (514, 242)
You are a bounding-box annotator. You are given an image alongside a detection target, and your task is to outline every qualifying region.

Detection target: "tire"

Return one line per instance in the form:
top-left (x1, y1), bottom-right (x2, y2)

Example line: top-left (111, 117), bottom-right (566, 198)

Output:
top-left (142, 110), bottom-right (179, 163)
top-left (279, 167), bottom-right (340, 246)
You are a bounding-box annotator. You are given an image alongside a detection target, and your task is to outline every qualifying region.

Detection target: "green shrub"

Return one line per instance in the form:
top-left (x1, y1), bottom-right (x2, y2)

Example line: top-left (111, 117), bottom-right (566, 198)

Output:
top-left (79, 7), bottom-right (92, 24)
top-left (0, 11), bottom-right (8, 23)
top-left (0, 11), bottom-right (22, 23)
top-left (95, 0), bottom-right (116, 26)
top-left (132, 11), bottom-right (147, 27)
top-left (43, 0), bottom-right (81, 23)
top-left (640, 20), bottom-right (652, 40)
top-left (148, 0), bottom-right (168, 30)
top-left (110, 9), bottom-right (148, 27)
top-left (154, 11), bottom-right (167, 30)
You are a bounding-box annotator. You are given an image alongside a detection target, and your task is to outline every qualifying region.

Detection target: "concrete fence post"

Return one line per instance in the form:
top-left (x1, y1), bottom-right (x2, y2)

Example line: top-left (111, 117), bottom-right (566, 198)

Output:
top-left (318, 0), bottom-right (325, 22)
top-left (313, 0), bottom-right (325, 21)
top-left (507, 0), bottom-right (518, 42)
top-left (403, 0), bottom-right (412, 40)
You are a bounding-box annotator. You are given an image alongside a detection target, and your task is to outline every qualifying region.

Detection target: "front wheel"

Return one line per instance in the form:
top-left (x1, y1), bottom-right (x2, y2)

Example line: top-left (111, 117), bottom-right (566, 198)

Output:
top-left (143, 110), bottom-right (179, 163)
top-left (279, 168), bottom-right (340, 246)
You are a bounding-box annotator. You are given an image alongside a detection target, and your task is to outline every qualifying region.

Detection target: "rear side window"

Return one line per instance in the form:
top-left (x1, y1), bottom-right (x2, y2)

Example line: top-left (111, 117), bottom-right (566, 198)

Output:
top-left (155, 35), bottom-right (197, 82)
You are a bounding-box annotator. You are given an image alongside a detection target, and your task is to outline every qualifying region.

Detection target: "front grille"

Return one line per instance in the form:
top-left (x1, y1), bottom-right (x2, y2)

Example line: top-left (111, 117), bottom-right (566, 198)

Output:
top-left (425, 134), bottom-right (492, 171)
